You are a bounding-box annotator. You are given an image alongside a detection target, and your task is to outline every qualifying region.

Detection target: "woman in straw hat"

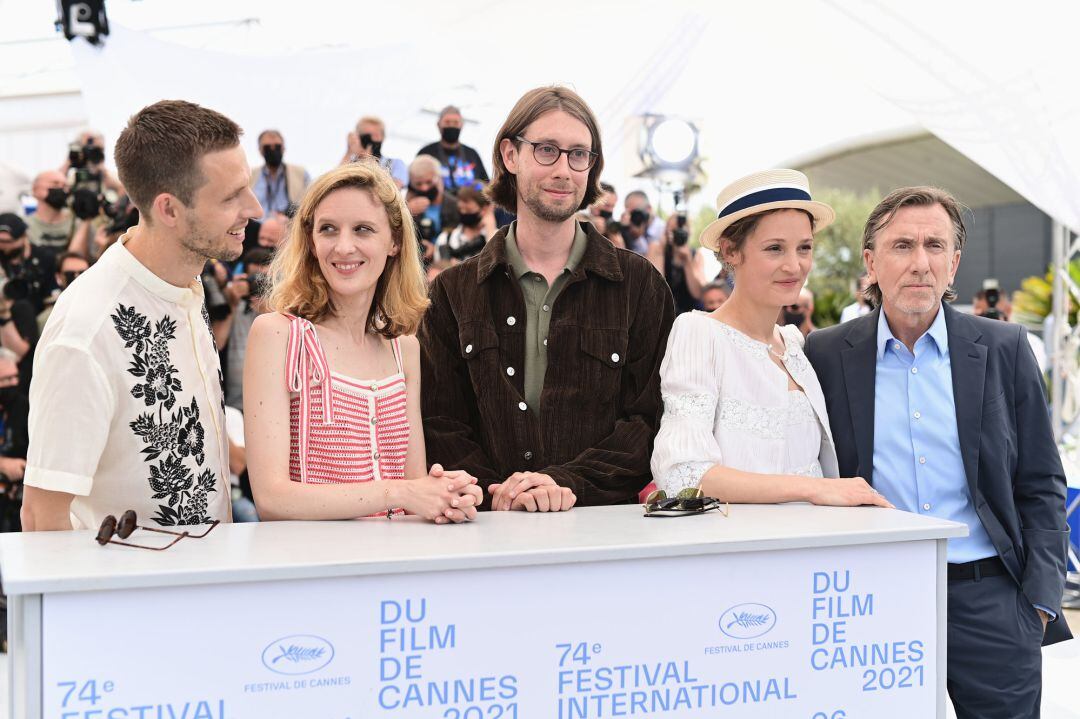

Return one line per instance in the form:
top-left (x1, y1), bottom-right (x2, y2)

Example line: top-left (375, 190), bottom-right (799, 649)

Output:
top-left (650, 169), bottom-right (893, 508)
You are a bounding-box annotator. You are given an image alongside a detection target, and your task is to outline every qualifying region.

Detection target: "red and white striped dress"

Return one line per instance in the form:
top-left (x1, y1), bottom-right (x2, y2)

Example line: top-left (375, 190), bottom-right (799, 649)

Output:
top-left (284, 315), bottom-right (409, 495)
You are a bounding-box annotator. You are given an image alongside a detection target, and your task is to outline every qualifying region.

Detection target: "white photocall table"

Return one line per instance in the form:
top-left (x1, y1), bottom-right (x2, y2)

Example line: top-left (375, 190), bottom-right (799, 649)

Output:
top-left (0, 504), bottom-right (966, 719)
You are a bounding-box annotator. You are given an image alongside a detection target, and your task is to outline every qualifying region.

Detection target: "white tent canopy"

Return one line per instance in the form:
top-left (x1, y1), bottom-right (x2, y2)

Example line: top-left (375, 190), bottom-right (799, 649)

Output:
top-left (4, 0), bottom-right (1080, 228)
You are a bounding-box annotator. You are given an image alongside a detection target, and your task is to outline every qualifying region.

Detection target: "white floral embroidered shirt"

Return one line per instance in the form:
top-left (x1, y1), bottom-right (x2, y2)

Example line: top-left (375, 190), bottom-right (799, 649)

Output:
top-left (651, 311), bottom-right (840, 494)
top-left (25, 236), bottom-right (230, 530)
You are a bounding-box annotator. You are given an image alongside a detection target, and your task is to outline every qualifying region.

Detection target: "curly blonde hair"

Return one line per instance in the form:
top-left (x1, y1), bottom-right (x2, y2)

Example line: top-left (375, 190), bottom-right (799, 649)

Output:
top-left (266, 159), bottom-right (429, 336)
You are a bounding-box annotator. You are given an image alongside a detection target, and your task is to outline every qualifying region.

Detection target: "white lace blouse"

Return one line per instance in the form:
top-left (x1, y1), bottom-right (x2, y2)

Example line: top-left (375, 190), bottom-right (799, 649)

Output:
top-left (651, 311), bottom-right (839, 494)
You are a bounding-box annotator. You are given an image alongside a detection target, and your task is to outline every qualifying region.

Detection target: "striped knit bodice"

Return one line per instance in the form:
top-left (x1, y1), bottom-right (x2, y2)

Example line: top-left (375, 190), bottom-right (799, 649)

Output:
top-left (284, 315), bottom-right (409, 486)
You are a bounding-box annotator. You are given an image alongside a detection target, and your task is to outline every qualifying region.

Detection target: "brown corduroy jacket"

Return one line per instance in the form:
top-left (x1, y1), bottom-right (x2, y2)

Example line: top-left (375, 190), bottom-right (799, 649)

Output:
top-left (419, 221), bottom-right (675, 508)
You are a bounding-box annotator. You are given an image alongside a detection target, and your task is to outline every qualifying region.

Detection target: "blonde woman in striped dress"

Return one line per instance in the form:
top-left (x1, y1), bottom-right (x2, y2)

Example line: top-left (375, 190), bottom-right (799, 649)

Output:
top-left (244, 160), bottom-right (481, 523)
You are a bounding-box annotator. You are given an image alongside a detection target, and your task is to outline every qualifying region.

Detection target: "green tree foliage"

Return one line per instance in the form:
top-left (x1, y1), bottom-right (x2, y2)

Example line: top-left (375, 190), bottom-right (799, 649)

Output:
top-left (807, 188), bottom-right (882, 327)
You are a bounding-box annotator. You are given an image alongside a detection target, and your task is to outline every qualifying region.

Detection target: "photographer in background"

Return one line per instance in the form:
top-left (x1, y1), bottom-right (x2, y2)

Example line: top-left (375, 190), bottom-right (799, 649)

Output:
top-left (26, 171), bottom-right (78, 254)
top-left (0, 347), bottom-right (28, 532)
top-left (406, 155), bottom-right (459, 262)
top-left (973, 280), bottom-right (1007, 320)
top-left (417, 104), bottom-right (489, 194)
top-left (68, 194), bottom-right (139, 264)
top-left (342, 115), bottom-right (409, 188)
top-left (215, 248), bottom-right (272, 411)
top-left (620, 190), bottom-right (665, 254)
top-left (0, 214), bottom-right (55, 388)
top-left (781, 287), bottom-right (817, 338)
top-left (255, 215), bottom-right (285, 250)
top-left (434, 185), bottom-right (496, 262)
top-left (590, 182), bottom-right (617, 225)
top-left (251, 129), bottom-right (310, 222)
top-left (974, 281), bottom-right (1047, 373)
top-left (59, 130), bottom-right (124, 197)
top-left (647, 211), bottom-right (707, 314)
top-left (36, 251), bottom-right (89, 333)
top-left (701, 280), bottom-right (729, 311)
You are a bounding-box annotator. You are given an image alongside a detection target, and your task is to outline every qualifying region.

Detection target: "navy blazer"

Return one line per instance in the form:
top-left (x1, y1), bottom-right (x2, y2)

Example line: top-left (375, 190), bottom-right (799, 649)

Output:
top-left (805, 303), bottom-right (1072, 646)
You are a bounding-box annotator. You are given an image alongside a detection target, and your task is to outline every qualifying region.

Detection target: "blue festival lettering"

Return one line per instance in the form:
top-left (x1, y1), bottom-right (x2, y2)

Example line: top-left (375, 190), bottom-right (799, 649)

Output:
top-left (378, 597), bottom-right (518, 712)
top-left (809, 569), bottom-right (926, 687)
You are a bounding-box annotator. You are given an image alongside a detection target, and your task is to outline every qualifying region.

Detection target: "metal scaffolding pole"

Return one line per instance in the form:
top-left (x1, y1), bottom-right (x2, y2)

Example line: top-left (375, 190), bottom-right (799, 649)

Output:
top-left (1050, 220), bottom-right (1080, 608)
top-left (1052, 220), bottom-right (1067, 440)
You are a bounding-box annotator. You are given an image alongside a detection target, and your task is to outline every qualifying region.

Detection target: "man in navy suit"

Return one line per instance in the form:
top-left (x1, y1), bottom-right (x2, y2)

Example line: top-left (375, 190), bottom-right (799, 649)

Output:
top-left (805, 186), bottom-right (1070, 719)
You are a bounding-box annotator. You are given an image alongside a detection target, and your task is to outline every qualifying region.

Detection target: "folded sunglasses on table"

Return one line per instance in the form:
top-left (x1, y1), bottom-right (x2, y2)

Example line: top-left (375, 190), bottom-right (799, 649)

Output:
top-left (643, 487), bottom-right (730, 518)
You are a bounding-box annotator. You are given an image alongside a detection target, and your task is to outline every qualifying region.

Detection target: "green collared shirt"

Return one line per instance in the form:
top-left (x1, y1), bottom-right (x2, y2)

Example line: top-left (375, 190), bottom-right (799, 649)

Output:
top-left (504, 221), bottom-right (588, 414)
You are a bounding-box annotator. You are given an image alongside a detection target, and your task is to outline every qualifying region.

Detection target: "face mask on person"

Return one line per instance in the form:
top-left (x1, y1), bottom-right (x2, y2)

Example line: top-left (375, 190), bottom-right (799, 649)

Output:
top-left (409, 185), bottom-right (439, 202)
top-left (782, 307), bottom-right (806, 326)
top-left (440, 126), bottom-right (461, 144)
top-left (359, 134), bottom-right (382, 159)
top-left (61, 270), bottom-right (82, 287)
top-left (44, 188), bottom-right (69, 211)
top-left (0, 246), bottom-right (22, 262)
top-left (261, 145), bottom-right (283, 168)
top-left (597, 209), bottom-right (613, 221)
top-left (0, 387), bottom-right (18, 407)
top-left (459, 212), bottom-right (481, 228)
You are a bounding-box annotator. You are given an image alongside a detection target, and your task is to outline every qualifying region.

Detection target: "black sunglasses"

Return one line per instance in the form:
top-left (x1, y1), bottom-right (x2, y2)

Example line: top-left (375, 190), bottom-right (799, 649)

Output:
top-left (643, 487), bottom-right (730, 518)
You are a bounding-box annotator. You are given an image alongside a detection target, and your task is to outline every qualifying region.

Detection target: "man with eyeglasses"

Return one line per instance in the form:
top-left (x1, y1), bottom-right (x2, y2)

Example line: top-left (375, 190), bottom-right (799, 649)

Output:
top-left (420, 86), bottom-right (674, 513)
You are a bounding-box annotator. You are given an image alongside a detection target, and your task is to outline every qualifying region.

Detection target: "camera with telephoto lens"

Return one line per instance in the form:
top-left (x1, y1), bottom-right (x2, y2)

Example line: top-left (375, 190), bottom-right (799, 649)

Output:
top-left (103, 196), bottom-right (139, 235)
top-left (629, 209), bottom-right (650, 228)
top-left (68, 138), bottom-right (106, 170)
top-left (414, 216), bottom-right (437, 243)
top-left (979, 279), bottom-right (1005, 321)
top-left (1, 275), bottom-right (29, 302)
top-left (201, 262), bottom-right (230, 322)
top-left (70, 184), bottom-right (121, 221)
top-left (1, 259), bottom-right (46, 303)
top-left (672, 214), bottom-right (689, 247)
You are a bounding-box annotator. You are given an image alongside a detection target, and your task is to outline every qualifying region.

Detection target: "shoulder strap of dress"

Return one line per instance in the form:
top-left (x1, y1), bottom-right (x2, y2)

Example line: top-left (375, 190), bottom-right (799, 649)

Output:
top-left (284, 314), bottom-right (335, 485)
top-left (390, 336), bottom-right (404, 375)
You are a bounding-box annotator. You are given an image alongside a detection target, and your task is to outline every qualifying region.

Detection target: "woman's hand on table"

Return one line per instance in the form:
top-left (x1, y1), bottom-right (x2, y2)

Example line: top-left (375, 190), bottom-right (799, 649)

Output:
top-left (807, 477), bottom-right (894, 509)
top-left (420, 464), bottom-right (482, 524)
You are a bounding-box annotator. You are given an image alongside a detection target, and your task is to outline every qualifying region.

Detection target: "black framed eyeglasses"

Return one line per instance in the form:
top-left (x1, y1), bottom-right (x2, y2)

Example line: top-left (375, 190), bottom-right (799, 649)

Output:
top-left (95, 509), bottom-right (219, 550)
top-left (515, 136), bottom-right (597, 172)
top-left (643, 487), bottom-right (730, 518)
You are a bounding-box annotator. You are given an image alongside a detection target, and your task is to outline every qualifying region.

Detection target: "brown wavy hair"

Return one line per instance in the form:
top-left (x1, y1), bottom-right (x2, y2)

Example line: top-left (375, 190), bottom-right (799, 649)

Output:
top-left (486, 86), bottom-right (604, 214)
top-left (266, 160), bottom-right (429, 337)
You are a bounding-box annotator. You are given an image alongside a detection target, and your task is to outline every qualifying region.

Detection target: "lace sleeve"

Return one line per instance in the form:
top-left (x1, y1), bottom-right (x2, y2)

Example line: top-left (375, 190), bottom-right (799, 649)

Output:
top-left (650, 314), bottom-right (724, 493)
top-left (663, 391), bottom-right (716, 422)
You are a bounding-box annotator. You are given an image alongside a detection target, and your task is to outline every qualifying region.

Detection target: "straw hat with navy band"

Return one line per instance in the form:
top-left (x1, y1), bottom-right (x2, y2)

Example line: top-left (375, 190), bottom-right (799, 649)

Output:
top-left (699, 169), bottom-right (835, 253)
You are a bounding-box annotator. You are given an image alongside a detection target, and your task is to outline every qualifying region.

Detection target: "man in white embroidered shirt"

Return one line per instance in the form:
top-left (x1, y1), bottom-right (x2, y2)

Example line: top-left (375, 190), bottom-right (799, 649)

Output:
top-left (22, 100), bottom-right (262, 531)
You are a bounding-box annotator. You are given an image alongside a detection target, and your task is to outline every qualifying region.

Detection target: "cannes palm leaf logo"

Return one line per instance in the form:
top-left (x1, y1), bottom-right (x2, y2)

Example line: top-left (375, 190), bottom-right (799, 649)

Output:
top-left (719, 603), bottom-right (777, 639)
top-left (726, 612), bottom-right (771, 630)
top-left (261, 635), bottom-right (335, 675)
top-left (272, 644), bottom-right (327, 664)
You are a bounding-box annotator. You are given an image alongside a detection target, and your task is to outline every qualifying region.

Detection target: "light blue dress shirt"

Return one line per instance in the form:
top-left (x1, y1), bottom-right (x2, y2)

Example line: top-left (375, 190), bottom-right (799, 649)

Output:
top-left (872, 306), bottom-right (997, 563)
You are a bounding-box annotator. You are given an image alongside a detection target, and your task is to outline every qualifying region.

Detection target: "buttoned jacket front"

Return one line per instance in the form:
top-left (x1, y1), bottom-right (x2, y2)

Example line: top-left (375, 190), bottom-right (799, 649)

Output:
top-left (419, 221), bottom-right (675, 507)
